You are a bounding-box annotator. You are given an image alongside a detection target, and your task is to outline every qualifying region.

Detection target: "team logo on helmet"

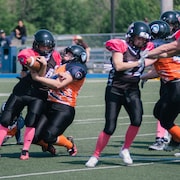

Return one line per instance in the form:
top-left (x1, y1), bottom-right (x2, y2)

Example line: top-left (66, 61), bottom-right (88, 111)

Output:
top-left (151, 24), bottom-right (159, 34)
top-left (75, 71), bottom-right (83, 80)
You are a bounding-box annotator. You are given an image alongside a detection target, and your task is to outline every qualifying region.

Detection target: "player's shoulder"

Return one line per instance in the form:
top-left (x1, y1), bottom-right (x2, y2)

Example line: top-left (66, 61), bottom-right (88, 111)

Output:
top-left (144, 41), bottom-right (154, 51)
top-left (66, 61), bottom-right (87, 71)
top-left (66, 62), bottom-right (87, 80)
top-left (18, 48), bottom-right (38, 57)
top-left (105, 38), bottom-right (127, 52)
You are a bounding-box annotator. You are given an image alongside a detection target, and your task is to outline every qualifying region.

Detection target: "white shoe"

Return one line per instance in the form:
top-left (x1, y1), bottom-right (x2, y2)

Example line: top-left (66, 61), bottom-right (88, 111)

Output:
top-left (85, 156), bottom-right (98, 168)
top-left (119, 148), bottom-right (133, 165)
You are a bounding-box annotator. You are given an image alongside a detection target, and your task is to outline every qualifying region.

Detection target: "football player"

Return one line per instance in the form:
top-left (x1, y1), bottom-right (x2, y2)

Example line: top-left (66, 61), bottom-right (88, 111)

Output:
top-left (85, 21), bottom-right (154, 167)
top-left (31, 45), bottom-right (87, 157)
top-left (0, 29), bottom-right (61, 160)
top-left (0, 102), bottom-right (24, 145)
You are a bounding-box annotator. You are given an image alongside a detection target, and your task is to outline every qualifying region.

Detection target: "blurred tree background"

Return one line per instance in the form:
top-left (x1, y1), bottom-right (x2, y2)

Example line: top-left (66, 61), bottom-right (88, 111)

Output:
top-left (0, 0), bottom-right (179, 36)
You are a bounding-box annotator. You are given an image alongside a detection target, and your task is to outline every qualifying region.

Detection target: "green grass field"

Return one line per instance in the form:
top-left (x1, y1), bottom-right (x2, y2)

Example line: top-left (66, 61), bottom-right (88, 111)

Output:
top-left (0, 78), bottom-right (179, 180)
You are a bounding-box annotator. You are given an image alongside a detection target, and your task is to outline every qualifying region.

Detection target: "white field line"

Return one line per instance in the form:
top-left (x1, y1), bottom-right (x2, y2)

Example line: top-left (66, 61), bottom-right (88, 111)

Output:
top-left (0, 157), bottom-right (180, 179)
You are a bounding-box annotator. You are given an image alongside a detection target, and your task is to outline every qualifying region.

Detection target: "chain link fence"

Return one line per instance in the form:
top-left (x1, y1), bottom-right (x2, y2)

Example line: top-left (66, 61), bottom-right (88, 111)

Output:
top-left (14, 33), bottom-right (126, 73)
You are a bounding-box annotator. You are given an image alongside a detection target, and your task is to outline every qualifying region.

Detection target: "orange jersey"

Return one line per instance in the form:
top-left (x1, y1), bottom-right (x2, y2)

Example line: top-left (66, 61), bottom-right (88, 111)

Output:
top-left (154, 56), bottom-right (180, 82)
top-left (48, 62), bottom-right (86, 107)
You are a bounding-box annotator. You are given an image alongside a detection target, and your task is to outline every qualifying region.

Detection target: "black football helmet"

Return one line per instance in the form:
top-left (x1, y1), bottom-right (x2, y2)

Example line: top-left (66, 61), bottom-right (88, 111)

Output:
top-left (33, 29), bottom-right (55, 56)
top-left (64, 45), bottom-right (87, 63)
top-left (126, 21), bottom-right (151, 48)
top-left (126, 21), bottom-right (151, 39)
top-left (160, 11), bottom-right (180, 33)
top-left (149, 20), bottom-right (170, 39)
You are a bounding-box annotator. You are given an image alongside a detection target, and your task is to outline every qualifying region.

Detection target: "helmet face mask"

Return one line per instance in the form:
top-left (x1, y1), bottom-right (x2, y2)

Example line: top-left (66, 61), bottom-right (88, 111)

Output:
top-left (33, 29), bottom-right (55, 56)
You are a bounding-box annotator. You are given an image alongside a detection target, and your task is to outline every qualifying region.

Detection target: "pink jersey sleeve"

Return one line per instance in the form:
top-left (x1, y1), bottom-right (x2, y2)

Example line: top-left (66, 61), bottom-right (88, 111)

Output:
top-left (173, 30), bottom-right (180, 40)
top-left (142, 41), bottom-right (154, 51)
top-left (105, 39), bottom-right (128, 53)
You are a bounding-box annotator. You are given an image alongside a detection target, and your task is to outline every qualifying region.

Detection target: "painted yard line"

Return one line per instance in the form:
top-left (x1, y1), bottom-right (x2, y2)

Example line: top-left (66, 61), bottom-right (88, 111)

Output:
top-left (0, 156), bottom-right (179, 179)
top-left (0, 162), bottom-right (156, 179)
top-left (0, 93), bottom-right (11, 97)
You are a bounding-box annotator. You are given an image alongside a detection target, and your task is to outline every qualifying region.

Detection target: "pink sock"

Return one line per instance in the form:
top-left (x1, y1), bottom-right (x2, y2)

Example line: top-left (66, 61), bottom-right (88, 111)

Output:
top-left (156, 120), bottom-right (165, 138)
top-left (0, 125), bottom-right (8, 145)
top-left (23, 127), bottom-right (35, 151)
top-left (123, 125), bottom-right (139, 149)
top-left (93, 131), bottom-right (111, 158)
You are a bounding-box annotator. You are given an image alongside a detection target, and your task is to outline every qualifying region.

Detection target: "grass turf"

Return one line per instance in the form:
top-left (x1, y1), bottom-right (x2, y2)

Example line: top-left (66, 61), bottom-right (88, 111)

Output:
top-left (0, 78), bottom-right (179, 180)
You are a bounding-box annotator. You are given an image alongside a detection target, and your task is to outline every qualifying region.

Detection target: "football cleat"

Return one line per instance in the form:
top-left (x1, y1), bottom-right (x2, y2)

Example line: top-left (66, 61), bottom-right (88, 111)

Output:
top-left (149, 138), bottom-right (167, 151)
top-left (85, 156), bottom-right (99, 168)
top-left (17, 142), bottom-right (23, 145)
top-left (20, 150), bottom-right (29, 160)
top-left (119, 148), bottom-right (133, 165)
top-left (42, 144), bottom-right (56, 155)
top-left (67, 136), bottom-right (77, 156)
top-left (164, 139), bottom-right (180, 151)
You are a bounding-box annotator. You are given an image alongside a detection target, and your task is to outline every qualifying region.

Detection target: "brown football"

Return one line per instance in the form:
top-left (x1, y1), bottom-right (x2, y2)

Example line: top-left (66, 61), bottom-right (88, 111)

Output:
top-left (26, 56), bottom-right (42, 71)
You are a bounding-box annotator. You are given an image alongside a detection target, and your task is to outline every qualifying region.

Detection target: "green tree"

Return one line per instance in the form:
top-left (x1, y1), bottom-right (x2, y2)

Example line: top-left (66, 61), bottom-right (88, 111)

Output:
top-left (0, 0), bottom-right (179, 35)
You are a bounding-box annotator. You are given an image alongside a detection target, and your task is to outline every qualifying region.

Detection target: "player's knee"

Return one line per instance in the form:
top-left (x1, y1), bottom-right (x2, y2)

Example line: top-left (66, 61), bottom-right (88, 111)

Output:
top-left (1, 118), bottom-right (11, 128)
top-left (160, 120), bottom-right (171, 130)
top-left (25, 113), bottom-right (40, 127)
top-left (131, 119), bottom-right (142, 127)
top-left (104, 128), bottom-right (115, 135)
top-left (43, 130), bottom-right (57, 144)
top-left (153, 107), bottom-right (160, 119)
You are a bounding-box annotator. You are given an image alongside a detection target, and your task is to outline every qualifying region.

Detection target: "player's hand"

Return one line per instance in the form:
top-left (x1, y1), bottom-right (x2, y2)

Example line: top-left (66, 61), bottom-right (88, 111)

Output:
top-left (140, 49), bottom-right (149, 58)
top-left (36, 56), bottom-right (47, 66)
top-left (138, 50), bottom-right (149, 66)
top-left (138, 56), bottom-right (145, 66)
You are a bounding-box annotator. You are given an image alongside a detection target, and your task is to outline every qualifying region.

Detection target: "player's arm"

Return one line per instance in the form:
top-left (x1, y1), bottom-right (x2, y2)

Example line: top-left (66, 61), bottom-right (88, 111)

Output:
top-left (112, 51), bottom-right (141, 71)
top-left (146, 40), bottom-right (180, 58)
top-left (31, 71), bottom-right (73, 89)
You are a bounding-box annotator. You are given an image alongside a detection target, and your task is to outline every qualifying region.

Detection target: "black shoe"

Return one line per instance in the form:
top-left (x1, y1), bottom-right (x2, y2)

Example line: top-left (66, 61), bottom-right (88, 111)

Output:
top-left (164, 139), bottom-right (180, 151)
top-left (17, 142), bottom-right (23, 145)
top-left (42, 144), bottom-right (56, 155)
top-left (67, 136), bottom-right (77, 156)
